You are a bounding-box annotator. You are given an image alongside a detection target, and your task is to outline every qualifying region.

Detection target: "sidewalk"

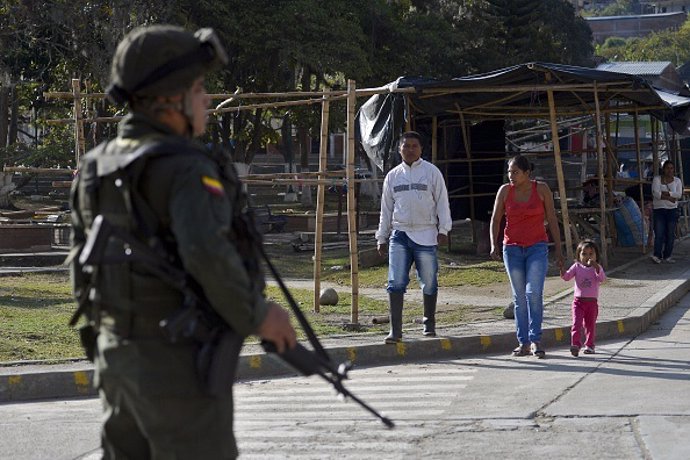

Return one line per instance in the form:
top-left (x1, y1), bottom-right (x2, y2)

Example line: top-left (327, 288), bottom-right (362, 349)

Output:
top-left (2, 238), bottom-right (690, 403)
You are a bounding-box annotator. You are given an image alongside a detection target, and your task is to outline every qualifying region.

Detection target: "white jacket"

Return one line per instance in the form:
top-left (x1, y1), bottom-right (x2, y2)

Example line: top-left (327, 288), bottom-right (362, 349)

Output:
top-left (376, 158), bottom-right (452, 246)
top-left (652, 175), bottom-right (683, 210)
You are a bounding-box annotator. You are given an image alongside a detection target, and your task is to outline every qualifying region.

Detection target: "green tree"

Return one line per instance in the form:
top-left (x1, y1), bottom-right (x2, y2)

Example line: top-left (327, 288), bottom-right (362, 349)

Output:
top-left (480, 0), bottom-right (593, 67)
top-left (595, 18), bottom-right (690, 66)
top-left (0, 0), bottom-right (596, 169)
top-left (593, 0), bottom-right (641, 17)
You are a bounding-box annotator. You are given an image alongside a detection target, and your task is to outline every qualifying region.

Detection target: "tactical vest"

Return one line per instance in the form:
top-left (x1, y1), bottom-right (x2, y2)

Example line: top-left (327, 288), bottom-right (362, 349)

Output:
top-left (72, 137), bottom-right (263, 338)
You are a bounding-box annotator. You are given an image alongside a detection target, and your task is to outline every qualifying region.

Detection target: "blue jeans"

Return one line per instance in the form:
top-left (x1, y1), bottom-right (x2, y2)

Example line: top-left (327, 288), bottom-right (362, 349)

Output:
top-left (387, 230), bottom-right (438, 295)
top-left (503, 242), bottom-right (548, 344)
top-left (653, 208), bottom-right (679, 259)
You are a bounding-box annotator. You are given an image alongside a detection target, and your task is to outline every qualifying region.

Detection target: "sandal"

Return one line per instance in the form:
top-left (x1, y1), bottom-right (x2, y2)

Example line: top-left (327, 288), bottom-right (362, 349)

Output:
top-left (530, 342), bottom-right (545, 359)
top-left (512, 344), bottom-right (530, 356)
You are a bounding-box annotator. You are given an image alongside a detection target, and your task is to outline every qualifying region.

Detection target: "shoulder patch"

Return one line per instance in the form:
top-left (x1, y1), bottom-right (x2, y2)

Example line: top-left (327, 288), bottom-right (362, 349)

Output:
top-left (202, 175), bottom-right (225, 196)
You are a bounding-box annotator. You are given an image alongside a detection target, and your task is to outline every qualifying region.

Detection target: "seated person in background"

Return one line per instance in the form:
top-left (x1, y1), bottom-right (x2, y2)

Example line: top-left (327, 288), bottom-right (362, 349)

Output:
top-left (643, 161), bottom-right (655, 182)
top-left (582, 178), bottom-right (607, 207)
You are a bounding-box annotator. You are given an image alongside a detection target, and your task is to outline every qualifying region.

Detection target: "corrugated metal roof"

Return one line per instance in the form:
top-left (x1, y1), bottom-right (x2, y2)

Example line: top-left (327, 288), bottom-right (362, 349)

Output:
top-left (596, 61), bottom-right (674, 77)
top-left (586, 12), bottom-right (686, 21)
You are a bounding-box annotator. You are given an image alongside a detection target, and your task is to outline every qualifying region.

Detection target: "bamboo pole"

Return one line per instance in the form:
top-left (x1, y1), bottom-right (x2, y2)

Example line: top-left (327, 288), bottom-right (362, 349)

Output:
top-left (44, 86), bottom-right (417, 102)
top-left (211, 95), bottom-right (345, 114)
top-left (547, 88), bottom-right (573, 262)
top-left (72, 79), bottom-right (86, 165)
top-left (313, 97), bottom-right (330, 313)
top-left (457, 106), bottom-right (477, 244)
top-left (431, 116), bottom-right (437, 163)
top-left (418, 81), bottom-right (638, 95)
top-left (346, 80), bottom-right (360, 324)
top-left (633, 111), bottom-right (647, 253)
top-left (3, 166), bottom-right (74, 174)
top-left (241, 177), bottom-right (379, 186)
top-left (593, 83), bottom-right (609, 268)
top-left (675, 135), bottom-right (688, 234)
top-left (44, 91), bottom-right (107, 100)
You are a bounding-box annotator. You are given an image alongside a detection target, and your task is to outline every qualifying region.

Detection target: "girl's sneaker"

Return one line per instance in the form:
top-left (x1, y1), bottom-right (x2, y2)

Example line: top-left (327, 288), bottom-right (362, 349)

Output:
top-left (570, 346), bottom-right (580, 357)
top-left (583, 346), bottom-right (595, 354)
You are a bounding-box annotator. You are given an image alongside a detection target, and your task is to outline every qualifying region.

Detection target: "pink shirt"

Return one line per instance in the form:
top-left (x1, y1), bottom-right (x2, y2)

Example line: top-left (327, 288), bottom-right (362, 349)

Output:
top-left (561, 262), bottom-right (606, 298)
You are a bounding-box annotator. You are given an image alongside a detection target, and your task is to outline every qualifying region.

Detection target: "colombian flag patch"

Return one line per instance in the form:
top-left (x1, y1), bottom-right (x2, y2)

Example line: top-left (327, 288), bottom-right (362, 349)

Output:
top-left (202, 176), bottom-right (224, 196)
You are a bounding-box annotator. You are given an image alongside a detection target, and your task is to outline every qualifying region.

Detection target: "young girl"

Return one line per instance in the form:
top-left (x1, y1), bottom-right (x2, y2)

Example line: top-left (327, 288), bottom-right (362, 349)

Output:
top-left (560, 240), bottom-right (606, 356)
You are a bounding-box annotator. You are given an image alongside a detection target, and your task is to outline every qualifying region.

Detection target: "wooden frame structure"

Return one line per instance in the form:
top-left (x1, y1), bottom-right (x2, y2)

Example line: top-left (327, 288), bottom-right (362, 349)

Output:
top-left (359, 63), bottom-right (690, 267)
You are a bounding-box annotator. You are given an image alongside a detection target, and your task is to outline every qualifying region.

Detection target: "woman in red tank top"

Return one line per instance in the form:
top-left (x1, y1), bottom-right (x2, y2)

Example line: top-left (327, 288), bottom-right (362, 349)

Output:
top-left (489, 155), bottom-right (564, 358)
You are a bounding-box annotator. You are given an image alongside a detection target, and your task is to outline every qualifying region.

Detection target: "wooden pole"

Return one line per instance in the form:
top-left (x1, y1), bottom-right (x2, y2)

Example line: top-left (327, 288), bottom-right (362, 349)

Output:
top-left (431, 116), bottom-right (438, 163)
top-left (652, 116), bottom-right (659, 175)
top-left (457, 107), bottom-right (477, 244)
top-left (346, 80), bottom-right (360, 324)
top-left (313, 97), bottom-right (330, 313)
top-left (72, 79), bottom-right (86, 165)
top-left (633, 111), bottom-right (647, 253)
top-left (547, 89), bottom-right (573, 262)
top-left (675, 134), bottom-right (688, 234)
top-left (593, 84), bottom-right (609, 267)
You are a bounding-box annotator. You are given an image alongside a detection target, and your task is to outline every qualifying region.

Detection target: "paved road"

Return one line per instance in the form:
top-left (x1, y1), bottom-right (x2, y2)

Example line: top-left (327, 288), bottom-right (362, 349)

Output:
top-left (1, 298), bottom-right (689, 459)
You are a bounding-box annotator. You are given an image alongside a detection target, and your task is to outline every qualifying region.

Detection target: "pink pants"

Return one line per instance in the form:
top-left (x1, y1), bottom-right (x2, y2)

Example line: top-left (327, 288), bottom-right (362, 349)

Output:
top-left (571, 298), bottom-right (599, 348)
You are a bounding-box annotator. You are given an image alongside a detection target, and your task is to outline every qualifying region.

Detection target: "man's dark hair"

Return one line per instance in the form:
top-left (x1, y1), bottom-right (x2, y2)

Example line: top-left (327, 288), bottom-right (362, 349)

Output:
top-left (400, 131), bottom-right (423, 143)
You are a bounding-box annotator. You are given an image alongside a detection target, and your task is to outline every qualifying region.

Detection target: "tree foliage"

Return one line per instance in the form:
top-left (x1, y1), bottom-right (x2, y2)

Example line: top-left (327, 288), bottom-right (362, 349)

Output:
top-left (595, 18), bottom-right (690, 65)
top-left (0, 0), bottom-right (595, 167)
top-left (587, 0), bottom-right (642, 17)
top-left (480, 0), bottom-right (593, 68)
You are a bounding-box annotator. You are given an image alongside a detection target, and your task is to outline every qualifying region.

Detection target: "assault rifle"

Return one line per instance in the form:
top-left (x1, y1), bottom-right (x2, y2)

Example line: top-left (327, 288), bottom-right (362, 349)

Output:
top-left (78, 214), bottom-right (394, 428)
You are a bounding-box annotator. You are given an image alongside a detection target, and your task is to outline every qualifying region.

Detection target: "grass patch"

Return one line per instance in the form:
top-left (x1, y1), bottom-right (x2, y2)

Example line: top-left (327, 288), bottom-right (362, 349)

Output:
top-left (0, 273), bottom-right (82, 361)
top-left (263, 285), bottom-right (391, 339)
top-left (0, 272), bottom-right (394, 361)
top-left (323, 259), bottom-right (507, 288)
top-left (0, 246), bottom-right (508, 361)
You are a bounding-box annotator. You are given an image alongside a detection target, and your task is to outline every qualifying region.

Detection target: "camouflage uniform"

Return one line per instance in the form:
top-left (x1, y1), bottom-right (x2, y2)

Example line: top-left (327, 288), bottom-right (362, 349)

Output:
top-left (69, 26), bottom-right (266, 459)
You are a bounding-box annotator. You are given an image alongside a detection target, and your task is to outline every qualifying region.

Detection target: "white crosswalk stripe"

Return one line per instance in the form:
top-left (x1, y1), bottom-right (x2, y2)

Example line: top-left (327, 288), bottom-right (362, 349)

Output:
top-left (234, 361), bottom-right (475, 459)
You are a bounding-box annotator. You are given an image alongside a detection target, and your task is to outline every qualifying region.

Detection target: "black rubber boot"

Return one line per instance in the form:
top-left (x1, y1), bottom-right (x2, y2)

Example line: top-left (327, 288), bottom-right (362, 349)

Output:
top-left (384, 292), bottom-right (404, 344)
top-left (423, 293), bottom-right (437, 336)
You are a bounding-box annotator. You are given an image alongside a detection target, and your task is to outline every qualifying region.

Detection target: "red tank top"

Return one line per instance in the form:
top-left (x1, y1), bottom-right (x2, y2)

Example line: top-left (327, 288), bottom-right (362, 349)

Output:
top-left (503, 180), bottom-right (548, 246)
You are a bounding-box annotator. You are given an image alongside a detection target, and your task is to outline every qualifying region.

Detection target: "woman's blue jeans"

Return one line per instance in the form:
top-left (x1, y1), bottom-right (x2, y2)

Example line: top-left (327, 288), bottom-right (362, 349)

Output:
top-left (387, 230), bottom-right (438, 295)
top-left (653, 208), bottom-right (679, 259)
top-left (502, 242), bottom-right (548, 345)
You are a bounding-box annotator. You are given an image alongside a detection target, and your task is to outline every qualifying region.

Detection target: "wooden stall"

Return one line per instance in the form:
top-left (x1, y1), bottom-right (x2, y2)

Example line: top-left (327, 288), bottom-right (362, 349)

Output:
top-left (357, 63), bottom-right (690, 266)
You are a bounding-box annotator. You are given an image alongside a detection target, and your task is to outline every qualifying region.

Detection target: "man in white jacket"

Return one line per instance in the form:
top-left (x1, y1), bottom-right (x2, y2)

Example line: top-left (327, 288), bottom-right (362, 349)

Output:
top-left (376, 131), bottom-right (452, 343)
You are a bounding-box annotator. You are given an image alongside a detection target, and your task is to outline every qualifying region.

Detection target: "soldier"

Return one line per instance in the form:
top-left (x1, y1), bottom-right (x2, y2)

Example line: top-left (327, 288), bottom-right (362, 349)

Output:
top-left (69, 25), bottom-right (296, 458)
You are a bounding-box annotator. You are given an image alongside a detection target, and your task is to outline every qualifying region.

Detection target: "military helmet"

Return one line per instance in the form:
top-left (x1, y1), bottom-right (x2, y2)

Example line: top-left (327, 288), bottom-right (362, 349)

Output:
top-left (107, 24), bottom-right (228, 105)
